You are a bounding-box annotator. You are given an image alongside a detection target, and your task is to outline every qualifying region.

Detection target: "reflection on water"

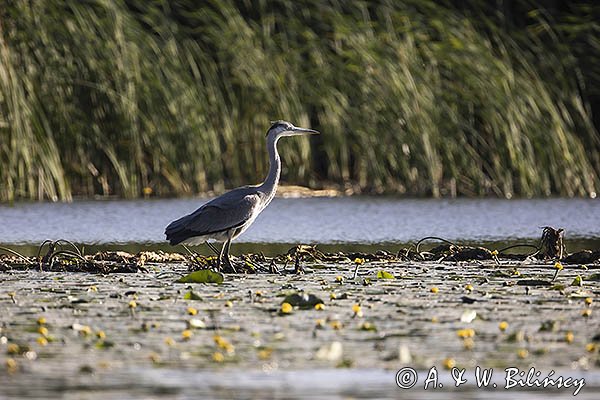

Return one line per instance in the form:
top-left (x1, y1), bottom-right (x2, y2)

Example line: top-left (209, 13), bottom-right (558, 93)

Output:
top-left (0, 197), bottom-right (598, 245)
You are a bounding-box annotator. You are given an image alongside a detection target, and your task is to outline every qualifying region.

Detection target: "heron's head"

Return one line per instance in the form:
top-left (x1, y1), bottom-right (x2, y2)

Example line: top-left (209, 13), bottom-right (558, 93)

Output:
top-left (266, 120), bottom-right (319, 139)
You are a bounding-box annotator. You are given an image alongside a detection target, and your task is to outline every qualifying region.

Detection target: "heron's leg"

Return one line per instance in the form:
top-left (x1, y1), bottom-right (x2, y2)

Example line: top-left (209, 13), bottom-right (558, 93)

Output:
top-left (222, 237), bottom-right (238, 273)
top-left (182, 245), bottom-right (203, 268)
top-left (182, 244), bottom-right (196, 257)
top-left (206, 242), bottom-right (220, 256)
top-left (216, 241), bottom-right (227, 271)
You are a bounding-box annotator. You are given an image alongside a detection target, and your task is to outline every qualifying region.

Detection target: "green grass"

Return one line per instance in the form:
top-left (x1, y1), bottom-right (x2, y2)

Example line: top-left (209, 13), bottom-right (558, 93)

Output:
top-left (0, 0), bottom-right (598, 201)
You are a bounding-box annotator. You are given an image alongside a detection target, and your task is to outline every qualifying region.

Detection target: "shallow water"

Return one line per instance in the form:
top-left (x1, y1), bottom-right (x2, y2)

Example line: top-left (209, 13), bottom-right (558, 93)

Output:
top-left (2, 261), bottom-right (600, 399)
top-left (5, 367), bottom-right (599, 399)
top-left (0, 197), bottom-right (598, 245)
top-left (2, 198), bottom-right (600, 400)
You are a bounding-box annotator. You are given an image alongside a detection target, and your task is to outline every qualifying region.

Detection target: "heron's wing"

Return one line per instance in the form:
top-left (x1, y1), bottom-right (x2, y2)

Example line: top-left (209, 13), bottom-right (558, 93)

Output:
top-left (186, 191), bottom-right (261, 234)
top-left (165, 187), bottom-right (264, 244)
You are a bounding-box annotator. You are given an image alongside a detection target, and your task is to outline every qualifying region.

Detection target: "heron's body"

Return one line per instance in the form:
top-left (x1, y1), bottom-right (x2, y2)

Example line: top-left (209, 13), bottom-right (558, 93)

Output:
top-left (166, 185), bottom-right (268, 245)
top-left (165, 121), bottom-right (319, 271)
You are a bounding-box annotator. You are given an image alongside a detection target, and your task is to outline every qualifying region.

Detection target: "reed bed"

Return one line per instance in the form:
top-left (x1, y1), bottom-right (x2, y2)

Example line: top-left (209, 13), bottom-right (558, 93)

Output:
top-left (0, 0), bottom-right (598, 201)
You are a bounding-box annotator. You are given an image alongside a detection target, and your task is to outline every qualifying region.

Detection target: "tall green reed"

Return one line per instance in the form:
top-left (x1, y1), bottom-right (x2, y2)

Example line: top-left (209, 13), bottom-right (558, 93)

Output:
top-left (0, 0), bottom-right (597, 201)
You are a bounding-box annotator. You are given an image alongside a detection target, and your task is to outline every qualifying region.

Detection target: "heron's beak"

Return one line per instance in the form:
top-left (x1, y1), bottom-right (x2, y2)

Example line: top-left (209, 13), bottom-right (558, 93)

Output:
top-left (292, 126), bottom-right (320, 135)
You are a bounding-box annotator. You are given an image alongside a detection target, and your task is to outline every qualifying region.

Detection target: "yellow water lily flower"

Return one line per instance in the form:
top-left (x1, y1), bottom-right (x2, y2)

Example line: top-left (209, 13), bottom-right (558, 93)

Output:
top-left (78, 325), bottom-right (92, 336)
top-left (7, 343), bottom-right (19, 354)
top-left (330, 320), bottom-right (343, 330)
top-left (554, 261), bottom-right (563, 270)
top-left (258, 348), bottom-right (272, 360)
top-left (5, 358), bottom-right (17, 373)
top-left (565, 331), bottom-right (574, 344)
top-left (443, 358), bottom-right (455, 369)
top-left (517, 349), bottom-right (529, 358)
top-left (187, 307), bottom-right (198, 315)
top-left (463, 338), bottom-right (474, 350)
top-left (457, 328), bottom-right (475, 339)
top-left (581, 309), bottom-right (592, 318)
top-left (280, 302), bottom-right (293, 314)
top-left (585, 343), bottom-right (597, 352)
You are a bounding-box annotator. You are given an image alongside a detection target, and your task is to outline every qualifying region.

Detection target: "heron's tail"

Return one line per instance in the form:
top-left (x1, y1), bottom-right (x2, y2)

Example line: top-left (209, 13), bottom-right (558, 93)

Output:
top-left (164, 216), bottom-right (192, 245)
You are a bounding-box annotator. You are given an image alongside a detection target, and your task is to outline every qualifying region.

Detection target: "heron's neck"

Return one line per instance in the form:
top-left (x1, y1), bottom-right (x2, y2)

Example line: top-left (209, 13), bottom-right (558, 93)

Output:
top-left (261, 134), bottom-right (281, 199)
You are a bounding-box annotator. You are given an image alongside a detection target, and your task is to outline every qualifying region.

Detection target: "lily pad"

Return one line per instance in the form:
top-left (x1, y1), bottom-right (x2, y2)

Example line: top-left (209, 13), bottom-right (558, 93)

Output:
top-left (376, 270), bottom-right (396, 279)
top-left (183, 290), bottom-right (203, 300)
top-left (516, 279), bottom-right (551, 286)
top-left (68, 296), bottom-right (90, 304)
top-left (539, 320), bottom-right (559, 332)
top-left (585, 273), bottom-right (600, 281)
top-left (95, 340), bottom-right (115, 349)
top-left (282, 292), bottom-right (324, 309)
top-left (176, 270), bottom-right (224, 284)
top-left (359, 321), bottom-right (377, 331)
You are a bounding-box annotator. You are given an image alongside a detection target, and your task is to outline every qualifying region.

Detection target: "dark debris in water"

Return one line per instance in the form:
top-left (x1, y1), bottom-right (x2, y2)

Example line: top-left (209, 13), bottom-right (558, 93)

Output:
top-left (0, 227), bottom-right (599, 274)
top-left (0, 240), bottom-right (185, 273)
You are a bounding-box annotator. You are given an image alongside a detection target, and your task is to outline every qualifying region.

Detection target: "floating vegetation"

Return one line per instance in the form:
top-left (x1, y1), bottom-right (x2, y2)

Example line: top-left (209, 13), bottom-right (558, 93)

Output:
top-left (182, 290), bottom-right (203, 301)
top-left (376, 271), bottom-right (395, 280)
top-left (0, 240), bottom-right (184, 273)
top-left (282, 293), bottom-right (324, 310)
top-left (176, 270), bottom-right (224, 284)
top-left (565, 250), bottom-right (600, 265)
top-left (1, 239), bottom-right (599, 397)
top-left (1, 227), bottom-right (599, 276)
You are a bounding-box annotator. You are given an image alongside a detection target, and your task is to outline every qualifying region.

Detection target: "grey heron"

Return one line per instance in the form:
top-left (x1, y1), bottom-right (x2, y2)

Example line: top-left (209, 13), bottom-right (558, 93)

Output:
top-left (165, 120), bottom-right (320, 272)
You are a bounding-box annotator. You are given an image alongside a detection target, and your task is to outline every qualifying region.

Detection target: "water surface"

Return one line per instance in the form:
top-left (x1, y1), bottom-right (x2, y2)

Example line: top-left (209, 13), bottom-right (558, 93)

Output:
top-left (0, 197), bottom-right (598, 245)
